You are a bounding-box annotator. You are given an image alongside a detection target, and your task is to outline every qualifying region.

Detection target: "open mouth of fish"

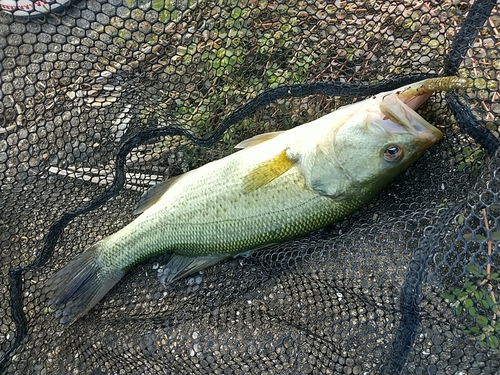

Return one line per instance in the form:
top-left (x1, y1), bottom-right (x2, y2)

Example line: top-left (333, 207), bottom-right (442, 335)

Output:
top-left (375, 77), bottom-right (469, 145)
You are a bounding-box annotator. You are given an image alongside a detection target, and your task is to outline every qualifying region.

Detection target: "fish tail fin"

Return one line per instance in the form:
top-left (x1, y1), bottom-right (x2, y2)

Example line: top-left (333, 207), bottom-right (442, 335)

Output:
top-left (45, 242), bottom-right (125, 325)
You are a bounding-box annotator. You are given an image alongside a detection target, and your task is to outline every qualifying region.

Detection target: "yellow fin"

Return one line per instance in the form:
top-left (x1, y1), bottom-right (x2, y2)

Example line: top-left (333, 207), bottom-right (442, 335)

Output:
top-left (242, 150), bottom-right (296, 193)
top-left (235, 131), bottom-right (284, 149)
top-left (133, 173), bottom-right (188, 215)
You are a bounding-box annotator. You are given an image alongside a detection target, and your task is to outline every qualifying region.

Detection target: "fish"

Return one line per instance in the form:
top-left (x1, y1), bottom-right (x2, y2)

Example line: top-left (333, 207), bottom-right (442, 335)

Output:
top-left (45, 76), bottom-right (468, 324)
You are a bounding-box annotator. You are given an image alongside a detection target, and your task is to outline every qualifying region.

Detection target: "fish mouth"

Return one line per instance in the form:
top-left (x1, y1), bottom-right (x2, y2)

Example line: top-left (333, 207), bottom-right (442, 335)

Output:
top-left (374, 77), bottom-right (469, 145)
top-left (377, 91), bottom-right (443, 146)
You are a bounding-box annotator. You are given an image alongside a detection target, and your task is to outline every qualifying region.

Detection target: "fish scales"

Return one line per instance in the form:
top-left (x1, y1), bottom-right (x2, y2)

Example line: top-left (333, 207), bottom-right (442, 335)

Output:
top-left (101, 146), bottom-right (368, 271)
top-left (103, 176), bottom-right (364, 268)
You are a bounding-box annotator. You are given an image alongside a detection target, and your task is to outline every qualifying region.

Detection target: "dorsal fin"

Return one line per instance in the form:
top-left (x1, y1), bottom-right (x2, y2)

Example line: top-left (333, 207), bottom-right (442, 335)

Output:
top-left (242, 149), bottom-right (296, 193)
top-left (235, 131), bottom-right (284, 149)
top-left (133, 173), bottom-right (186, 215)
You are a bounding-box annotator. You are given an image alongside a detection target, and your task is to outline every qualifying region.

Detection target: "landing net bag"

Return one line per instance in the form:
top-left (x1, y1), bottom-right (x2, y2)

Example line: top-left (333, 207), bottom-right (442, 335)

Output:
top-left (0, 1), bottom-right (499, 374)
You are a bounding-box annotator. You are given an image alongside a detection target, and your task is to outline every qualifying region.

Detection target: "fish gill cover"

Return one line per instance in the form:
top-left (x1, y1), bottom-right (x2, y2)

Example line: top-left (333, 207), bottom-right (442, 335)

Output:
top-left (0, 0), bottom-right (499, 374)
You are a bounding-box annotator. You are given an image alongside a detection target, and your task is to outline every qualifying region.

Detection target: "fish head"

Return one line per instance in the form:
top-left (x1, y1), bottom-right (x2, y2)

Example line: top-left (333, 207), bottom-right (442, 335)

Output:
top-left (331, 89), bottom-right (443, 189)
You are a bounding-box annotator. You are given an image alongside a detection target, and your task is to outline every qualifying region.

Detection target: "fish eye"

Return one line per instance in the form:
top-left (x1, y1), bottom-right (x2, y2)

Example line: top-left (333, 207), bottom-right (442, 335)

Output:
top-left (383, 145), bottom-right (403, 161)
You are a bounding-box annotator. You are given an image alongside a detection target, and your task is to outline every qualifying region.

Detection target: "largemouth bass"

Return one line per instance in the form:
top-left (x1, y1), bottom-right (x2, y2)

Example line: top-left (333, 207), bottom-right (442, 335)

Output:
top-left (46, 77), bottom-right (467, 324)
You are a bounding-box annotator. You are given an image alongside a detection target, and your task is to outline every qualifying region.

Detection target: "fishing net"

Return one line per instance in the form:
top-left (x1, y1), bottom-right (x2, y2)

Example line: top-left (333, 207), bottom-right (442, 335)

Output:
top-left (1, 0), bottom-right (499, 373)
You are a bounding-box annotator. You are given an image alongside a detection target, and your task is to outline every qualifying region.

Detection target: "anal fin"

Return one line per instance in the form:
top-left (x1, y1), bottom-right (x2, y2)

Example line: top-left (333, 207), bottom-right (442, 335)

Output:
top-left (157, 253), bottom-right (232, 286)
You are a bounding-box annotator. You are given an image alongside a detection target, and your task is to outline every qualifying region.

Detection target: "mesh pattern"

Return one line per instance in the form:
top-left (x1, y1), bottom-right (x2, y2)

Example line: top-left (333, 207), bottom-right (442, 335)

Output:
top-left (1, 0), bottom-right (500, 374)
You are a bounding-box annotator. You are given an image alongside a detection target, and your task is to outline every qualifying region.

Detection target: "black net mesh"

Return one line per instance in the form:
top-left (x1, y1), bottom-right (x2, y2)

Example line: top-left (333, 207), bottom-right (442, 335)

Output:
top-left (1, 0), bottom-right (500, 374)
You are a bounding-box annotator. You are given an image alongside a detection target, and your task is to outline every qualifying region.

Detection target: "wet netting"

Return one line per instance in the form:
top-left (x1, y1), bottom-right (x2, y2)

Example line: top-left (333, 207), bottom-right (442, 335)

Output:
top-left (1, 0), bottom-right (500, 374)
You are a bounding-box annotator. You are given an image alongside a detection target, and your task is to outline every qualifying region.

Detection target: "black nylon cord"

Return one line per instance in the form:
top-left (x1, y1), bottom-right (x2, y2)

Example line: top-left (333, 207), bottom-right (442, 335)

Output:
top-left (0, 18), bottom-right (498, 371)
top-left (2, 74), bottom-right (437, 371)
top-left (444, 0), bottom-right (499, 155)
top-left (381, 205), bottom-right (463, 375)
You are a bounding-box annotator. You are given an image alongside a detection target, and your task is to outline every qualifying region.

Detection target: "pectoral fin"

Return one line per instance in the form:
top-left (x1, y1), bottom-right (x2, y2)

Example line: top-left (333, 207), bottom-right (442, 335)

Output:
top-left (242, 150), bottom-right (297, 193)
top-left (235, 131), bottom-right (284, 149)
